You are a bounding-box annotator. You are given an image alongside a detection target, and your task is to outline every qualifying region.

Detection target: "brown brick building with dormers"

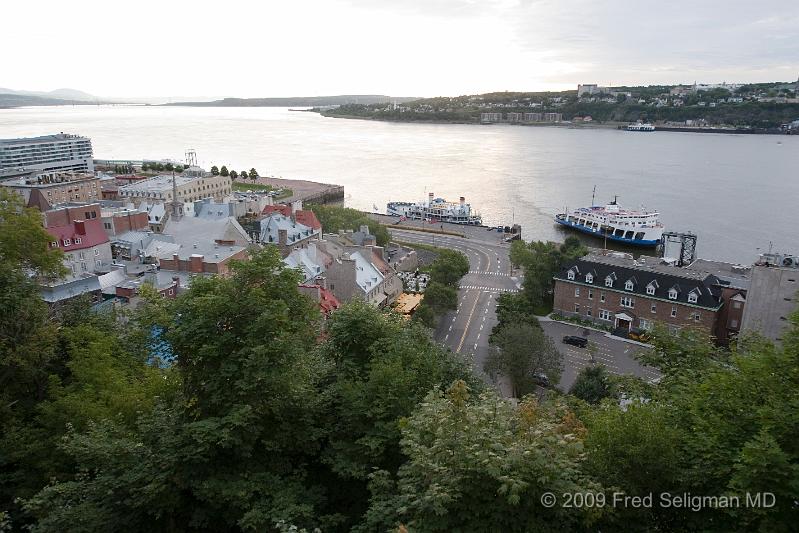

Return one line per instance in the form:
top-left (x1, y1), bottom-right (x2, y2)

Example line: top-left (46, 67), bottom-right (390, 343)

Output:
top-left (553, 251), bottom-right (729, 338)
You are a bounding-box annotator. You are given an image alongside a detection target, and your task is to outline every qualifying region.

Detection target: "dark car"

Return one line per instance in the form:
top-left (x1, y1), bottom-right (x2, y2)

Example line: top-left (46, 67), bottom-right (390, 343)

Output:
top-left (562, 335), bottom-right (588, 348)
top-left (532, 373), bottom-right (550, 387)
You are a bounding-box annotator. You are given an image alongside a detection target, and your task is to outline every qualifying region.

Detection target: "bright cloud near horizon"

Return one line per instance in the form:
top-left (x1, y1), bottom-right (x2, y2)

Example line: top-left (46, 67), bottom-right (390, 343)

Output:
top-left (3, 0), bottom-right (798, 99)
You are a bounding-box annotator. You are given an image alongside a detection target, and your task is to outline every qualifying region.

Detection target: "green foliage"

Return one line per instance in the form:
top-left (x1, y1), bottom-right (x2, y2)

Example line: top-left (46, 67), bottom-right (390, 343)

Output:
top-left (219, 165), bottom-right (229, 176)
top-left (513, 237), bottom-right (587, 312)
top-left (428, 248), bottom-right (469, 287)
top-left (229, 170), bottom-right (238, 180)
top-left (485, 321), bottom-right (562, 397)
top-left (249, 167), bottom-right (259, 177)
top-left (240, 170), bottom-right (248, 179)
top-left (490, 292), bottom-right (540, 342)
top-left (361, 381), bottom-right (605, 532)
top-left (308, 205), bottom-right (390, 246)
top-left (569, 365), bottom-right (616, 404)
top-left (210, 165), bottom-right (219, 175)
top-left (419, 281), bottom-right (456, 315)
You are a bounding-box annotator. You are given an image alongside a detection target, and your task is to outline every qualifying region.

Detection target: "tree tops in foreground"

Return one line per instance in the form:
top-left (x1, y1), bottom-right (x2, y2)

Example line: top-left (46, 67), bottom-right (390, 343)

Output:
top-left (0, 193), bottom-right (798, 531)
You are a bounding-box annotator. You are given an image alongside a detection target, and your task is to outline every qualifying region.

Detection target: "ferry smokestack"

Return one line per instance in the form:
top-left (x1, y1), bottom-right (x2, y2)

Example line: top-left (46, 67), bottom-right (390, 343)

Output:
top-left (460, 196), bottom-right (465, 205)
top-left (428, 192), bottom-right (434, 207)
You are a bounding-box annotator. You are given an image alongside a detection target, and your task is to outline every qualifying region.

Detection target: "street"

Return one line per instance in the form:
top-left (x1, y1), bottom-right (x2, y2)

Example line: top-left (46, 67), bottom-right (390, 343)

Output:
top-left (389, 227), bottom-right (659, 396)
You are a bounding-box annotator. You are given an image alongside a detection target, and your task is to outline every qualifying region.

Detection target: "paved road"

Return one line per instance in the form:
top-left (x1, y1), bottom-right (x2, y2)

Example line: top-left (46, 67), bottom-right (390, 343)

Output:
top-left (389, 229), bottom-right (519, 381)
top-left (540, 320), bottom-right (660, 391)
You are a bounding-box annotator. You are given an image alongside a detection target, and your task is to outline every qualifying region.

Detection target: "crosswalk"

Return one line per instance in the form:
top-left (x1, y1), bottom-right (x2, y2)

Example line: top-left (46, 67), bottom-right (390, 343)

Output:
top-left (459, 285), bottom-right (519, 293)
top-left (467, 270), bottom-right (513, 277)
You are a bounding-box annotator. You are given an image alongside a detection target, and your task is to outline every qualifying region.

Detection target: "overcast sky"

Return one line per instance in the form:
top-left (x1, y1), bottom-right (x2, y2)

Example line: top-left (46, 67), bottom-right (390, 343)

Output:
top-left (3, 0), bottom-right (798, 98)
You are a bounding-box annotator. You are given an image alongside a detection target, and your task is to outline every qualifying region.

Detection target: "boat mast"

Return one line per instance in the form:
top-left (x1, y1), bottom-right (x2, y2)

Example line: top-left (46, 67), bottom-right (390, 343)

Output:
top-left (591, 185), bottom-right (596, 206)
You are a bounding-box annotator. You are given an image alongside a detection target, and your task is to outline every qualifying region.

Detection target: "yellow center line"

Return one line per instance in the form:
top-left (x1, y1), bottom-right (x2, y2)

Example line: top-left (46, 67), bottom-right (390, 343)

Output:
top-left (456, 291), bottom-right (482, 353)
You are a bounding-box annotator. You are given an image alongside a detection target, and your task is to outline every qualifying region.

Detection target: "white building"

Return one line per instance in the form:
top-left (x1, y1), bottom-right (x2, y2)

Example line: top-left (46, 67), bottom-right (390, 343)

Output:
top-left (118, 173), bottom-right (232, 207)
top-left (0, 133), bottom-right (94, 175)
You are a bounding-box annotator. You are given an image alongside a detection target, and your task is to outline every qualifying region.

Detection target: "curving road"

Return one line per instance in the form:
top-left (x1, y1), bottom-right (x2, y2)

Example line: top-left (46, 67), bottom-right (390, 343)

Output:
top-left (389, 228), bottom-right (520, 379)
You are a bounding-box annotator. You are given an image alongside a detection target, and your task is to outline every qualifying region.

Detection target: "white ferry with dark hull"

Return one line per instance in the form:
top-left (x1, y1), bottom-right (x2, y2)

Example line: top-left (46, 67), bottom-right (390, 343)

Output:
top-left (387, 193), bottom-right (482, 225)
top-left (555, 198), bottom-right (663, 247)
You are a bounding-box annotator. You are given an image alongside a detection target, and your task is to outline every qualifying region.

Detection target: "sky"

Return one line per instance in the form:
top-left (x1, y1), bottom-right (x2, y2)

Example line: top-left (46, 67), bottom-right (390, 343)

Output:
top-left (3, 0), bottom-right (798, 99)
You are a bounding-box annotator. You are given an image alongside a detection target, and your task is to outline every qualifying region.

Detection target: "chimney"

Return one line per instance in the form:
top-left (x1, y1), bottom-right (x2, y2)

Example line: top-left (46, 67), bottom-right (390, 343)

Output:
top-left (74, 220), bottom-right (86, 235)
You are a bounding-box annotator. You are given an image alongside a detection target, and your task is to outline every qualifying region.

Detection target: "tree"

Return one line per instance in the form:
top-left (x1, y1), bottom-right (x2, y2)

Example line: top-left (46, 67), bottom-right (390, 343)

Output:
top-left (569, 365), bottom-right (615, 404)
top-left (173, 165), bottom-right (183, 173)
top-left (210, 165), bottom-right (219, 176)
top-left (164, 162), bottom-right (174, 171)
top-left (361, 381), bottom-right (605, 532)
top-left (219, 165), bottom-right (229, 177)
top-left (513, 237), bottom-right (587, 312)
top-left (428, 249), bottom-right (469, 287)
top-left (141, 162), bottom-right (149, 171)
top-left (240, 170), bottom-right (248, 180)
top-left (490, 292), bottom-right (539, 342)
top-left (308, 205), bottom-right (391, 246)
top-left (249, 168), bottom-right (259, 178)
top-left (420, 281), bottom-right (457, 316)
top-left (250, 173), bottom-right (257, 182)
top-left (229, 170), bottom-right (238, 180)
top-left (484, 321), bottom-right (562, 397)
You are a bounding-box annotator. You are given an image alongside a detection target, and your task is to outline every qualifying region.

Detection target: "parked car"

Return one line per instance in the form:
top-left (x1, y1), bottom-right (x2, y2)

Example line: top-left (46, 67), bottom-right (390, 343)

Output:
top-left (562, 335), bottom-right (588, 348)
top-left (532, 373), bottom-right (550, 387)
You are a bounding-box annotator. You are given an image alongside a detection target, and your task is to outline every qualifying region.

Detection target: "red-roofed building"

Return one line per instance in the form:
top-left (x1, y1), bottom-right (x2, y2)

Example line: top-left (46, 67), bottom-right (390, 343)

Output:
top-left (299, 284), bottom-right (341, 317)
top-left (295, 210), bottom-right (321, 231)
top-left (263, 204), bottom-right (293, 217)
top-left (46, 216), bottom-right (113, 278)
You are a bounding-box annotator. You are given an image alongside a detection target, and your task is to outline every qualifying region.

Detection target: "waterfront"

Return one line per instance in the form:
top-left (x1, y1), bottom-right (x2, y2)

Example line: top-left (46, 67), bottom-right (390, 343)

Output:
top-left (2, 105), bottom-right (797, 263)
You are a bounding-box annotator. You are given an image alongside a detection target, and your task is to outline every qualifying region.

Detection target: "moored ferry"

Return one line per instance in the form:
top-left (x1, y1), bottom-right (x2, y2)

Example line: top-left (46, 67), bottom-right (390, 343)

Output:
top-left (387, 193), bottom-right (482, 225)
top-left (555, 197), bottom-right (663, 247)
top-left (627, 122), bottom-right (655, 131)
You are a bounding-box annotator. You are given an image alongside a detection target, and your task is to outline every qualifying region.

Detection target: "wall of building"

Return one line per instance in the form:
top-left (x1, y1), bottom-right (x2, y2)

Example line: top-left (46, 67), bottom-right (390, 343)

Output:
top-left (741, 265), bottom-right (799, 342)
top-left (554, 280), bottom-right (718, 334)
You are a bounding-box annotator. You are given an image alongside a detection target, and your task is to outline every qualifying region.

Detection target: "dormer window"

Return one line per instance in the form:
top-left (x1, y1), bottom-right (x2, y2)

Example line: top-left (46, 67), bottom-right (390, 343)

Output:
top-left (688, 290), bottom-right (699, 303)
top-left (74, 238), bottom-right (82, 244)
top-left (605, 277), bottom-right (614, 287)
top-left (668, 288), bottom-right (678, 300)
top-left (63, 239), bottom-right (71, 246)
top-left (625, 280), bottom-right (634, 291)
top-left (567, 270), bottom-right (575, 280)
top-left (585, 273), bottom-right (593, 284)
top-left (50, 241), bottom-right (58, 248)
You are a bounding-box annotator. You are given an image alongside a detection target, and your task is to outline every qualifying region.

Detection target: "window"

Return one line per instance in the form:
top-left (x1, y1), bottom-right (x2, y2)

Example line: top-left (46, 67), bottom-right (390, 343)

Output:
top-left (625, 280), bottom-right (634, 291)
top-left (95, 260), bottom-right (102, 268)
top-left (646, 285), bottom-right (655, 295)
top-left (733, 301), bottom-right (742, 309)
top-left (575, 287), bottom-right (580, 297)
top-left (588, 289), bottom-right (593, 300)
top-left (671, 306), bottom-right (677, 317)
top-left (63, 239), bottom-right (71, 246)
top-left (50, 241), bottom-right (58, 248)
top-left (639, 318), bottom-right (652, 330)
top-left (668, 289), bottom-right (678, 300)
top-left (605, 277), bottom-right (613, 287)
top-left (694, 312), bottom-right (701, 321)
top-left (730, 319), bottom-right (738, 328)
top-left (81, 262), bottom-right (87, 271)
top-left (78, 251), bottom-right (85, 260)
top-left (600, 292), bottom-right (606, 303)
top-left (567, 270), bottom-right (575, 280)
top-left (574, 304), bottom-right (580, 313)
top-left (620, 296), bottom-right (634, 308)
top-left (651, 303), bottom-right (657, 313)
top-left (586, 308), bottom-right (592, 317)
top-left (94, 249), bottom-right (100, 256)
top-left (75, 237), bottom-right (82, 244)
top-left (688, 292), bottom-right (698, 303)
top-left (168, 289), bottom-right (174, 295)
top-left (585, 274), bottom-right (593, 284)
top-left (104, 222), bottom-right (112, 230)
top-left (599, 309), bottom-right (611, 320)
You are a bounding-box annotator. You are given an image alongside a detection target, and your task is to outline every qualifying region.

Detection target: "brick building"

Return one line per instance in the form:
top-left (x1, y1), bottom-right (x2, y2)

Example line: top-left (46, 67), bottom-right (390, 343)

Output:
top-left (1, 173), bottom-right (100, 211)
top-left (554, 252), bottom-right (726, 337)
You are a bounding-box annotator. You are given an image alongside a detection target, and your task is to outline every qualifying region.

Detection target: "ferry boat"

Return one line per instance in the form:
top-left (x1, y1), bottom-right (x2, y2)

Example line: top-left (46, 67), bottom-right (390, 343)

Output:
top-left (627, 122), bottom-right (655, 132)
top-left (555, 197), bottom-right (663, 247)
top-left (387, 193), bottom-right (482, 225)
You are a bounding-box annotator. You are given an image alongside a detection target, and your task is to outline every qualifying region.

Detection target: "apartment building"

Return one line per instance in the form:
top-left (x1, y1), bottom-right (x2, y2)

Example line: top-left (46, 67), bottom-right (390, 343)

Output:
top-left (0, 133), bottom-right (94, 174)
top-left (1, 173), bottom-right (100, 210)
top-left (554, 251), bottom-right (724, 337)
top-left (118, 173), bottom-right (232, 207)
top-left (741, 253), bottom-right (799, 343)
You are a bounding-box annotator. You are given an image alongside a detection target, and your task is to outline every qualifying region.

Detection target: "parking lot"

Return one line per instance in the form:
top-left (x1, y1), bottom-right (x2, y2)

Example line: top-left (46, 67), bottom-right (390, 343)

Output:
top-left (539, 320), bottom-right (660, 391)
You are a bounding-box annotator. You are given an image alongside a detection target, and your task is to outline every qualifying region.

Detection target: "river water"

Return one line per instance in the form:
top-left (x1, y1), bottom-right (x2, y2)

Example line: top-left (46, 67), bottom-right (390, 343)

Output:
top-left (2, 105), bottom-right (797, 263)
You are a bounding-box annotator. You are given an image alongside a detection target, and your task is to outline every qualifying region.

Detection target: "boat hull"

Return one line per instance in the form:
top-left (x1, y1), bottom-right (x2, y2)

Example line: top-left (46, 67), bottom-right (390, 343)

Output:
top-left (555, 216), bottom-right (660, 247)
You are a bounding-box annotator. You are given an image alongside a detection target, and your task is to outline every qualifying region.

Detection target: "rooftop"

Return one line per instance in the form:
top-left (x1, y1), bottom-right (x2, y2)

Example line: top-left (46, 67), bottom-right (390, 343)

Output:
top-left (119, 174), bottom-right (205, 193)
top-left (0, 133), bottom-right (90, 146)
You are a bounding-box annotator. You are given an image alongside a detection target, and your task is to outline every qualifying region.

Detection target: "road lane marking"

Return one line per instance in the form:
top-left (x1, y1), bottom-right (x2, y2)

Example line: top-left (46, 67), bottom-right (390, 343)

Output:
top-left (456, 291), bottom-right (482, 353)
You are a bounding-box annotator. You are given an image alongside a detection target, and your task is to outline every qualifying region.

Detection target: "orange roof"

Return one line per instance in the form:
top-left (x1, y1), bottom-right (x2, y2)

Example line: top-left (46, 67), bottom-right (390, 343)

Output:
top-left (295, 210), bottom-right (321, 231)
top-left (262, 204), bottom-right (292, 217)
